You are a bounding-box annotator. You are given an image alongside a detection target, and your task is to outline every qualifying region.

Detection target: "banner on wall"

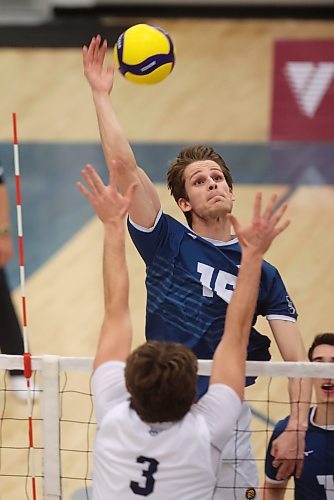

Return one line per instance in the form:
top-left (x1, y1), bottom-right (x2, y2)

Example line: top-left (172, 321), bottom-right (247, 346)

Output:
top-left (271, 40), bottom-right (334, 141)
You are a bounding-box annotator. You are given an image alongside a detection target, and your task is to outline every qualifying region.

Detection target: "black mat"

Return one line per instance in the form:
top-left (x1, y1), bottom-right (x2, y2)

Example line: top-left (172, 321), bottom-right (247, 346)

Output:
top-left (0, 4), bottom-right (333, 48)
top-left (0, 18), bottom-right (129, 48)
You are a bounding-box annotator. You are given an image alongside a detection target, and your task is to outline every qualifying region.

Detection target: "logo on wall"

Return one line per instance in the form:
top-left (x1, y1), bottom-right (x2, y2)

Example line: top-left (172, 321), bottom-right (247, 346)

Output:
top-left (271, 40), bottom-right (334, 141)
top-left (284, 62), bottom-right (334, 118)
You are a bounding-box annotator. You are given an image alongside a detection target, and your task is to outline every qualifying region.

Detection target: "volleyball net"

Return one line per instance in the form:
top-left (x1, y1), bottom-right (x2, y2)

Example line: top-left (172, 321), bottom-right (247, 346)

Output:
top-left (0, 354), bottom-right (333, 500)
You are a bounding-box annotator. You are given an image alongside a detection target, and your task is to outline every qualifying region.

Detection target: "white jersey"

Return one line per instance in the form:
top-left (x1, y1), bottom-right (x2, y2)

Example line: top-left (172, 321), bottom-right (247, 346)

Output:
top-left (92, 360), bottom-right (241, 500)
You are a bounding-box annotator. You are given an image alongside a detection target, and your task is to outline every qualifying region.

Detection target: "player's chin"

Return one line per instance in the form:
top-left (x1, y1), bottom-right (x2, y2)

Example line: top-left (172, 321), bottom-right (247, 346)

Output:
top-left (208, 202), bottom-right (230, 216)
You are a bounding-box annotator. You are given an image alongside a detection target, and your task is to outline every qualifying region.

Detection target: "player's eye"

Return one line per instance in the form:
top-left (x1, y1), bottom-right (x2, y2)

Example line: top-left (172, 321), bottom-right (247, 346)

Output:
top-left (194, 178), bottom-right (205, 185)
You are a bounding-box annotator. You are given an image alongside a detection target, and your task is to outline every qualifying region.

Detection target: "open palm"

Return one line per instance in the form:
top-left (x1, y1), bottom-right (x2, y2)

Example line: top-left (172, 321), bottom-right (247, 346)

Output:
top-left (229, 193), bottom-right (290, 255)
top-left (83, 35), bottom-right (115, 94)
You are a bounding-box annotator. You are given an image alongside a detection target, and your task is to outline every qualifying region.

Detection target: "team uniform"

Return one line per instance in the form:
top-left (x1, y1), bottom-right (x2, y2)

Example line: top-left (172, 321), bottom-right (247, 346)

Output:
top-left (128, 210), bottom-right (298, 499)
top-left (265, 407), bottom-right (334, 499)
top-left (92, 360), bottom-right (241, 500)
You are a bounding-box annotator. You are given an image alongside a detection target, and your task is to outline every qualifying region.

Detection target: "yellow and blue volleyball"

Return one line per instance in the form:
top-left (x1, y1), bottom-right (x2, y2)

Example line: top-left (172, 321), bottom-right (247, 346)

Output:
top-left (114, 24), bottom-right (175, 85)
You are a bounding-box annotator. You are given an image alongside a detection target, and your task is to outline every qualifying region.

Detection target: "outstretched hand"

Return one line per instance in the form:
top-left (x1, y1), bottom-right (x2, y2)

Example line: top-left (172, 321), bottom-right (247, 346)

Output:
top-left (77, 163), bottom-right (137, 224)
top-left (83, 34), bottom-right (115, 94)
top-left (228, 193), bottom-right (290, 256)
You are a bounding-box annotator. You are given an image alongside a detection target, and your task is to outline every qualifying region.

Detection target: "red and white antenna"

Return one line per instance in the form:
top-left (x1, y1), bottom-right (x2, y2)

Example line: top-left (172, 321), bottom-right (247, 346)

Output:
top-left (12, 112), bottom-right (37, 500)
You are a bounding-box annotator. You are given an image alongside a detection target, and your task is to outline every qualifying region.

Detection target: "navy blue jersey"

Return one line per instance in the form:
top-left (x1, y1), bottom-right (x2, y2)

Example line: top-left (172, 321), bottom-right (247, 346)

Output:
top-left (265, 408), bottom-right (334, 499)
top-left (128, 212), bottom-right (297, 397)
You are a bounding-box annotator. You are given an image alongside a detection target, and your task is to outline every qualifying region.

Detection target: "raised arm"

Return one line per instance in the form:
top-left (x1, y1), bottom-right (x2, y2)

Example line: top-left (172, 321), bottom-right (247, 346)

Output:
top-left (210, 193), bottom-right (290, 401)
top-left (77, 163), bottom-right (137, 369)
top-left (83, 35), bottom-right (160, 228)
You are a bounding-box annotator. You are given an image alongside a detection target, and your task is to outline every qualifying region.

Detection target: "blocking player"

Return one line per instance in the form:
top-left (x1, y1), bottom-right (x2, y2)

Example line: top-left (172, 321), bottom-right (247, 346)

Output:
top-left (83, 35), bottom-right (311, 498)
top-left (78, 162), bottom-right (290, 500)
top-left (263, 333), bottom-right (334, 500)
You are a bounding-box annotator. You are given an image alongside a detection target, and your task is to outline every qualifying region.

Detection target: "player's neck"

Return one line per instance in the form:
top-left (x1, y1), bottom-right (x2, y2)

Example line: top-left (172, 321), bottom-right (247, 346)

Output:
top-left (314, 404), bottom-right (334, 426)
top-left (191, 216), bottom-right (232, 242)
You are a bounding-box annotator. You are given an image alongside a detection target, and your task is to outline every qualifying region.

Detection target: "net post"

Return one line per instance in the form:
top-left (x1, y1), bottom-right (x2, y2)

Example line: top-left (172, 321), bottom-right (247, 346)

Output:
top-left (41, 355), bottom-right (61, 499)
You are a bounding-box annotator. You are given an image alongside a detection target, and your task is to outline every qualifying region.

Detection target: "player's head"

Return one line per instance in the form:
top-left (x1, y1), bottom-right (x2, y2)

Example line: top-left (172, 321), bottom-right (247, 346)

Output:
top-left (167, 145), bottom-right (234, 227)
top-left (308, 333), bottom-right (334, 404)
top-left (308, 333), bottom-right (334, 361)
top-left (125, 340), bottom-right (198, 422)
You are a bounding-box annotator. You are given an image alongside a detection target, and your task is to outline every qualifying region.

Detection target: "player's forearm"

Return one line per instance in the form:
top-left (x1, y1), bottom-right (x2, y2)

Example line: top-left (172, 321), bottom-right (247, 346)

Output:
top-left (226, 250), bottom-right (263, 343)
top-left (0, 185), bottom-right (11, 228)
top-left (103, 220), bottom-right (129, 316)
top-left (286, 376), bottom-right (312, 431)
top-left (92, 91), bottom-right (137, 173)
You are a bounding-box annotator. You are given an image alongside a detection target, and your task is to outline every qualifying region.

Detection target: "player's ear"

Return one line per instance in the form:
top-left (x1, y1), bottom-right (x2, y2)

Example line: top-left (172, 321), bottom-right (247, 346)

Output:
top-left (177, 197), bottom-right (192, 213)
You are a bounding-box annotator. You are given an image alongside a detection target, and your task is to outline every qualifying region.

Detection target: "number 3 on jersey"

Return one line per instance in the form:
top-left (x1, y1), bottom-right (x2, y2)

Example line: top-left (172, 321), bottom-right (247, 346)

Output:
top-left (130, 456), bottom-right (160, 496)
top-left (197, 262), bottom-right (237, 302)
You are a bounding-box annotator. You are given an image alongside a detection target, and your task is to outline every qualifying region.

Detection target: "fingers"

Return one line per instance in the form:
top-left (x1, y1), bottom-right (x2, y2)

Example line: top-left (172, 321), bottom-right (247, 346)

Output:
top-left (253, 192), bottom-right (262, 220)
top-left (98, 39), bottom-right (108, 65)
top-left (124, 182), bottom-right (139, 205)
top-left (83, 34), bottom-right (107, 65)
top-left (76, 181), bottom-right (91, 201)
top-left (85, 36), bottom-right (95, 64)
top-left (81, 165), bottom-right (104, 196)
top-left (294, 458), bottom-right (304, 479)
top-left (257, 193), bottom-right (289, 235)
top-left (271, 201), bottom-right (288, 225)
top-left (274, 219), bottom-right (290, 237)
top-left (93, 34), bottom-right (101, 61)
top-left (263, 193), bottom-right (278, 220)
top-left (274, 460), bottom-right (295, 481)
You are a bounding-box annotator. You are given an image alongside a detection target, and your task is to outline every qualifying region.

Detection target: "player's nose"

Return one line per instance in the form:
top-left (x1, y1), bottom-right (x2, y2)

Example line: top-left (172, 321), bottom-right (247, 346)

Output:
top-left (208, 179), bottom-right (218, 190)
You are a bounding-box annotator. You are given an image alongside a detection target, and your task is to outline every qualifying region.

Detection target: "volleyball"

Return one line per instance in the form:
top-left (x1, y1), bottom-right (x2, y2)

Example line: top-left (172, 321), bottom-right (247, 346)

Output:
top-left (114, 24), bottom-right (175, 85)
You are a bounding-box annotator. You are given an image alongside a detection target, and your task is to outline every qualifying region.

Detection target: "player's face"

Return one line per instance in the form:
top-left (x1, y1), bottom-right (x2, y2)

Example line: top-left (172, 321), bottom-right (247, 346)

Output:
top-left (179, 161), bottom-right (235, 221)
top-left (312, 344), bottom-right (334, 404)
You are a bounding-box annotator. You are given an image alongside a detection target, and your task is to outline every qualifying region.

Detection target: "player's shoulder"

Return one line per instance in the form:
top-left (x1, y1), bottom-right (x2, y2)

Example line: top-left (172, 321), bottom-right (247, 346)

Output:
top-left (262, 258), bottom-right (279, 274)
top-left (164, 212), bottom-right (192, 231)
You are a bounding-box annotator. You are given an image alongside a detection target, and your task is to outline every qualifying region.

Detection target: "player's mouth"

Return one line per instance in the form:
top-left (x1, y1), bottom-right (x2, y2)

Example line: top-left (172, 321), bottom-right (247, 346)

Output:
top-left (208, 194), bottom-right (224, 202)
top-left (321, 382), bottom-right (334, 394)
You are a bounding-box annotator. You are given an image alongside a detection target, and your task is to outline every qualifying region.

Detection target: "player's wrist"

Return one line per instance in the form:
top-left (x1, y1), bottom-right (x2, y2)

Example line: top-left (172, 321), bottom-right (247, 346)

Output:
top-left (241, 250), bottom-right (263, 263)
top-left (92, 88), bottom-right (110, 101)
top-left (285, 421), bottom-right (308, 432)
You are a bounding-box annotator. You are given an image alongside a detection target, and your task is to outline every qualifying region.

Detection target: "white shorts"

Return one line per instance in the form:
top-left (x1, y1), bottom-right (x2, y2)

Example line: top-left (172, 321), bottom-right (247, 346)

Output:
top-left (213, 401), bottom-right (258, 500)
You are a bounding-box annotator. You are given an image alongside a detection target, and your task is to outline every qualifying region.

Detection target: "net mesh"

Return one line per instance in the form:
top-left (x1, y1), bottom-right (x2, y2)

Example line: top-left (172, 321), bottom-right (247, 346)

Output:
top-left (0, 354), bottom-right (333, 500)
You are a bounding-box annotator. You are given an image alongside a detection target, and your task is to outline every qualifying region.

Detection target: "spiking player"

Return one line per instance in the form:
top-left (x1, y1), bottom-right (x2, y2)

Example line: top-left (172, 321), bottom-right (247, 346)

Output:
top-left (78, 162), bottom-right (289, 500)
top-left (83, 35), bottom-right (311, 498)
top-left (263, 333), bottom-right (334, 500)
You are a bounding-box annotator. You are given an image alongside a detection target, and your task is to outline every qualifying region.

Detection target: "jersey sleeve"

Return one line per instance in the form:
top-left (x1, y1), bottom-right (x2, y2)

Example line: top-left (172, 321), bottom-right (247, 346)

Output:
top-left (192, 384), bottom-right (242, 451)
top-left (260, 266), bottom-right (298, 322)
top-left (265, 418), bottom-right (289, 483)
top-left (92, 360), bottom-right (128, 426)
top-left (127, 210), bottom-right (171, 265)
